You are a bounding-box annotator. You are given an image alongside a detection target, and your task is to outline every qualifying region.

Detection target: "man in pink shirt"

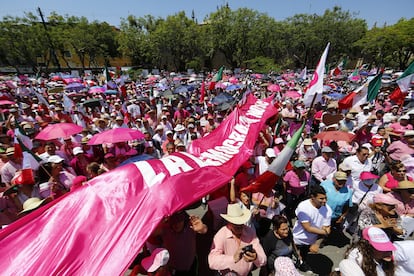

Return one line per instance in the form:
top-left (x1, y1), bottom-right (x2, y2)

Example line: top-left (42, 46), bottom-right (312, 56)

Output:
top-left (310, 146), bottom-right (337, 187)
top-left (208, 203), bottom-right (266, 276)
top-left (387, 130), bottom-right (414, 162)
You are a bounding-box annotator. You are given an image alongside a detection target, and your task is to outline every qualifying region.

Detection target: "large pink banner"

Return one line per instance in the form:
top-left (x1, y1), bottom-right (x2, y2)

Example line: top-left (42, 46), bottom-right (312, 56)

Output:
top-left (0, 94), bottom-right (277, 275)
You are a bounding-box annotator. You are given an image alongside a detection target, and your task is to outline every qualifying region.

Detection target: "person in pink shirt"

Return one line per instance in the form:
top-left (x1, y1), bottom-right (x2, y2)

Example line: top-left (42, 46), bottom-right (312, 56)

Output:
top-left (310, 146), bottom-right (337, 186)
top-left (387, 130), bottom-right (414, 162)
top-left (389, 115), bottom-right (413, 136)
top-left (208, 203), bottom-right (266, 276)
top-left (283, 160), bottom-right (310, 224)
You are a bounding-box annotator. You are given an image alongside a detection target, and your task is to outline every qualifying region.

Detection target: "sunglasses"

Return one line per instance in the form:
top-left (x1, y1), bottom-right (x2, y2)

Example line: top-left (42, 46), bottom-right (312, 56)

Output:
top-left (407, 188), bottom-right (414, 194)
top-left (397, 170), bottom-right (407, 173)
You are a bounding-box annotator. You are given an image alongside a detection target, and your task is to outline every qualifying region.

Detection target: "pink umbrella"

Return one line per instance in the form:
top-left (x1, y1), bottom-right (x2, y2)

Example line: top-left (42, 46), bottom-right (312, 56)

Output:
top-left (228, 77), bottom-right (238, 84)
top-left (88, 128), bottom-right (145, 145)
top-left (284, 90), bottom-right (302, 99)
top-left (215, 82), bottom-right (227, 89)
top-left (267, 84), bottom-right (280, 92)
top-left (0, 100), bottom-right (15, 105)
top-left (35, 123), bottom-right (83, 140)
top-left (88, 86), bottom-right (106, 94)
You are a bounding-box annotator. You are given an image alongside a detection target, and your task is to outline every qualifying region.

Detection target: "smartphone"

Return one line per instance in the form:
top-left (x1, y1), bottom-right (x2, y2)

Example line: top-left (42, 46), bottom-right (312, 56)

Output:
top-left (242, 244), bottom-right (253, 253)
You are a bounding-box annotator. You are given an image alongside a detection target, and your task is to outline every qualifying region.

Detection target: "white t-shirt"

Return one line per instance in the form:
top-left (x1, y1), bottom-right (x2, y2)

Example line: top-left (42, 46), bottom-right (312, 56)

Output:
top-left (292, 199), bottom-right (332, 245)
top-left (351, 182), bottom-right (382, 210)
top-left (394, 240), bottom-right (414, 276)
top-left (343, 155), bottom-right (373, 187)
top-left (347, 247), bottom-right (386, 276)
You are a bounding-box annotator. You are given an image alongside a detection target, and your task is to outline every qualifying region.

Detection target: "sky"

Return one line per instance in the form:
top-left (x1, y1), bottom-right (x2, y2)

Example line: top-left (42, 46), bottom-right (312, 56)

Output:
top-left (0, 0), bottom-right (413, 28)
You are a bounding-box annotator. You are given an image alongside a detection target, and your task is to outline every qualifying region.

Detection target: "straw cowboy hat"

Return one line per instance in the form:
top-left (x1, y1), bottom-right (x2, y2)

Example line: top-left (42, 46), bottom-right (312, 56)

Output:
top-left (392, 180), bottom-right (414, 191)
top-left (220, 203), bottom-right (251, 225)
top-left (19, 197), bottom-right (52, 215)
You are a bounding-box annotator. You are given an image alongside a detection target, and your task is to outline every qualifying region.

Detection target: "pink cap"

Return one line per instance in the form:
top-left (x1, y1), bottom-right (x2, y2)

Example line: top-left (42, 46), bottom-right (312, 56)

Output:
top-left (362, 227), bottom-right (396, 252)
top-left (360, 171), bottom-right (379, 180)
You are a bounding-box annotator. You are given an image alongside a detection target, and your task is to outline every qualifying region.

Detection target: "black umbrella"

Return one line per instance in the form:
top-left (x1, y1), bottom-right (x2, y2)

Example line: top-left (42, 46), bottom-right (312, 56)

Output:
top-left (82, 98), bottom-right (102, 108)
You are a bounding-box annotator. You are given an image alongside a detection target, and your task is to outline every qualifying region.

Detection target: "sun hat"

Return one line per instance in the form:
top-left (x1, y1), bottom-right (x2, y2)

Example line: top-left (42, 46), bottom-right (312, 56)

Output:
top-left (174, 124), bottom-right (185, 132)
top-left (293, 160), bottom-right (306, 168)
top-left (362, 227), bottom-right (396, 252)
top-left (345, 113), bottom-right (355, 120)
top-left (360, 171), bottom-right (379, 180)
top-left (73, 147), bottom-right (84, 156)
top-left (5, 147), bottom-right (15, 156)
top-left (303, 138), bottom-right (313, 146)
top-left (373, 193), bottom-right (399, 205)
top-left (392, 180), bottom-right (414, 190)
top-left (81, 137), bottom-right (90, 144)
top-left (220, 203), bottom-right (251, 225)
top-left (115, 116), bottom-right (123, 121)
top-left (403, 130), bottom-right (414, 137)
top-left (274, 257), bottom-right (301, 276)
top-left (155, 125), bottom-right (164, 131)
top-left (141, 248), bottom-right (170, 273)
top-left (48, 155), bottom-right (64, 164)
top-left (19, 197), bottom-right (51, 215)
top-left (265, 148), bottom-right (276, 158)
top-left (334, 171), bottom-right (348, 181)
top-left (400, 115), bottom-right (410, 121)
top-left (321, 146), bottom-right (334, 153)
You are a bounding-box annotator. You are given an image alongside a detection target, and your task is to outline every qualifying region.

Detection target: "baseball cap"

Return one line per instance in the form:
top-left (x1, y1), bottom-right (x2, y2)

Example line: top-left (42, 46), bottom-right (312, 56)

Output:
top-left (48, 155), bottom-right (64, 163)
top-left (293, 160), bottom-right (306, 168)
top-left (334, 171), bottom-right (348, 181)
top-left (265, 148), bottom-right (276, 158)
top-left (141, 248), bottom-right (170, 273)
top-left (321, 146), bottom-right (334, 153)
top-left (73, 147), bottom-right (84, 155)
top-left (360, 171), bottom-right (379, 180)
top-left (274, 138), bottom-right (285, 145)
top-left (362, 227), bottom-right (396, 252)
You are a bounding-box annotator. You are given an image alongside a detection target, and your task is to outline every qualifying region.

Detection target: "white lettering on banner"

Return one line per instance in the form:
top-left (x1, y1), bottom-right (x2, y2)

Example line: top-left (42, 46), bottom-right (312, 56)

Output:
top-left (160, 155), bottom-right (193, 176)
top-left (197, 99), bottom-right (269, 165)
top-left (135, 161), bottom-right (166, 188)
top-left (214, 145), bottom-right (239, 155)
top-left (180, 152), bottom-right (209, 168)
top-left (136, 99), bottom-right (272, 184)
top-left (246, 100), bottom-right (269, 117)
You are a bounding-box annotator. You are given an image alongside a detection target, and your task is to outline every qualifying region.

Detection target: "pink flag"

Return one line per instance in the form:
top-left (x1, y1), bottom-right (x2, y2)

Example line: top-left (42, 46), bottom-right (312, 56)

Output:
top-left (303, 43), bottom-right (330, 107)
top-left (0, 94), bottom-right (277, 275)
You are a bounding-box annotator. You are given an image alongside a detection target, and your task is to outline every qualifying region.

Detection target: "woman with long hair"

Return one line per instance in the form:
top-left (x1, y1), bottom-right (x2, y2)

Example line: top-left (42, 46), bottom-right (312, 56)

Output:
top-left (342, 227), bottom-right (396, 276)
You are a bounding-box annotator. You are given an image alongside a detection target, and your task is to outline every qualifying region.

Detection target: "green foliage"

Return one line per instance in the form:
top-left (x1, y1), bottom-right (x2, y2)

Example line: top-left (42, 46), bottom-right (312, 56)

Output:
top-left (245, 56), bottom-right (280, 73)
top-left (0, 6), bottom-right (411, 72)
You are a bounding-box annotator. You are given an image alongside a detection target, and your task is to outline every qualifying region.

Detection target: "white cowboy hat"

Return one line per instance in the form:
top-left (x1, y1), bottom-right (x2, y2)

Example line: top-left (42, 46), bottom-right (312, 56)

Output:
top-left (220, 203), bottom-right (251, 225)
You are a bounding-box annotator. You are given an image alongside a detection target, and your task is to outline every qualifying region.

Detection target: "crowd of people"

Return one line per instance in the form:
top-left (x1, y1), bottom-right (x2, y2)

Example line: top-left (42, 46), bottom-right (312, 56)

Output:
top-left (0, 69), bottom-right (414, 275)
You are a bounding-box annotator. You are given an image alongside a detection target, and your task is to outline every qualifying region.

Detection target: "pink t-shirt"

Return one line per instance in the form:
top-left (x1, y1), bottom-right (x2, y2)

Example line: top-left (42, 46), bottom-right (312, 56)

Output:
top-left (389, 122), bottom-right (413, 134)
top-left (283, 170), bottom-right (310, 196)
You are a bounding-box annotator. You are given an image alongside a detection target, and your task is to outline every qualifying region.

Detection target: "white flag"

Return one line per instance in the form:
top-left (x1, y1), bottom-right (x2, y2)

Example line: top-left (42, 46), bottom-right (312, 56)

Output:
top-left (303, 43), bottom-right (330, 107)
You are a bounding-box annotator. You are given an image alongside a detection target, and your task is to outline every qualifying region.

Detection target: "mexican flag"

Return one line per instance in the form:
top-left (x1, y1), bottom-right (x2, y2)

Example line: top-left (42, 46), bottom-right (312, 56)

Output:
top-left (331, 57), bottom-right (347, 76)
top-left (348, 68), bottom-right (360, 82)
top-left (338, 73), bottom-right (383, 110)
top-left (303, 43), bottom-right (330, 107)
top-left (397, 61), bottom-right (414, 92)
top-left (241, 121), bottom-right (305, 194)
top-left (209, 66), bottom-right (224, 90)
